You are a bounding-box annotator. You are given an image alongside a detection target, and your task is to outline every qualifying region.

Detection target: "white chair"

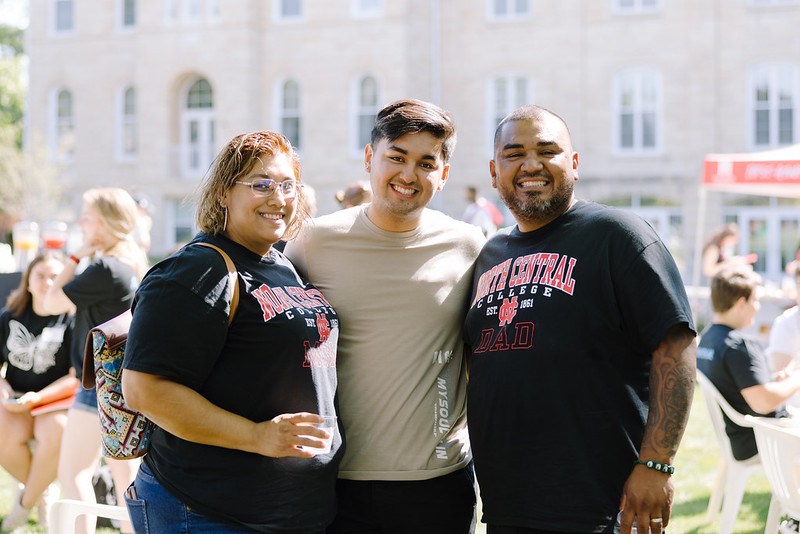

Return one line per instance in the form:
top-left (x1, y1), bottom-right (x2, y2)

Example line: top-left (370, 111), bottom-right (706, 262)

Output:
top-left (747, 415), bottom-right (800, 534)
top-left (696, 370), bottom-right (770, 534)
top-left (47, 499), bottom-right (130, 534)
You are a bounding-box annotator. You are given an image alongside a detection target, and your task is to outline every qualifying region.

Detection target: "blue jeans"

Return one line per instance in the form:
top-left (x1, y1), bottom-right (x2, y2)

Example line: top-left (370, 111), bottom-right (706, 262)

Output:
top-left (125, 462), bottom-right (325, 533)
top-left (71, 386), bottom-right (98, 413)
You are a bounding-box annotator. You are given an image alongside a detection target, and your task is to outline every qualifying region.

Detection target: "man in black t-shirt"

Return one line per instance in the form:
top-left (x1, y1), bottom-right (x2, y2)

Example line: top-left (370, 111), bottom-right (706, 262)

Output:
top-left (463, 105), bottom-right (697, 534)
top-left (697, 267), bottom-right (800, 460)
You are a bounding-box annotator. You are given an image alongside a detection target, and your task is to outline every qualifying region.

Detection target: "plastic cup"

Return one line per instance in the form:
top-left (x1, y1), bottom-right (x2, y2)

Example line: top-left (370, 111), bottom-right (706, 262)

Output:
top-left (42, 221), bottom-right (68, 250)
top-left (12, 221), bottom-right (40, 271)
top-left (299, 415), bottom-right (337, 455)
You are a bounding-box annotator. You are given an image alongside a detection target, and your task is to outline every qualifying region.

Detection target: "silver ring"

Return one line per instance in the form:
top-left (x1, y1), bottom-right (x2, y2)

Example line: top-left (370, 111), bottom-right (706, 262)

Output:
top-left (650, 518), bottom-right (663, 524)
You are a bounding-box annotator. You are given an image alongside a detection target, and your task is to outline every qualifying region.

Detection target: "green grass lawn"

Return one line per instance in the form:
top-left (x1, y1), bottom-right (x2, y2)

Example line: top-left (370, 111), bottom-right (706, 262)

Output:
top-left (0, 385), bottom-right (775, 533)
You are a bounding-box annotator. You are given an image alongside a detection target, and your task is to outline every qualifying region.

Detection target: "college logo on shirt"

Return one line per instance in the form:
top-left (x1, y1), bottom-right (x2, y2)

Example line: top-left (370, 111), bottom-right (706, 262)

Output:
top-left (316, 312), bottom-right (330, 341)
top-left (471, 252), bottom-right (577, 310)
top-left (470, 252), bottom-right (577, 355)
top-left (498, 297), bottom-right (518, 326)
top-left (252, 284), bottom-right (334, 321)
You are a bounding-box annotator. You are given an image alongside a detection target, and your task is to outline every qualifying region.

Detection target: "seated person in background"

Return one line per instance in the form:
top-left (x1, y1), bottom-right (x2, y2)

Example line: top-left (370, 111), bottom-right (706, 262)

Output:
top-left (697, 266), bottom-right (800, 461)
top-left (0, 253), bottom-right (78, 531)
top-left (767, 262), bottom-right (800, 376)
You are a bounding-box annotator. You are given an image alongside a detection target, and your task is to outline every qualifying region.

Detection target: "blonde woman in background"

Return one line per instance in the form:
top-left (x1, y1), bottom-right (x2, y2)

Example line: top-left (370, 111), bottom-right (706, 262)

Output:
top-left (42, 187), bottom-right (149, 534)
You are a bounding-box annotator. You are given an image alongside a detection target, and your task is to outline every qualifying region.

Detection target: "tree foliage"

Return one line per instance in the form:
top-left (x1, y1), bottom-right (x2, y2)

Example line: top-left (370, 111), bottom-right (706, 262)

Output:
top-left (0, 24), bottom-right (25, 148)
top-left (0, 22), bottom-right (61, 242)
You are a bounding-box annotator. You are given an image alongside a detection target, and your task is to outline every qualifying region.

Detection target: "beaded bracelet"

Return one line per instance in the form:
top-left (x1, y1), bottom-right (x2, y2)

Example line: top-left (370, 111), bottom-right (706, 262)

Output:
top-left (634, 459), bottom-right (675, 475)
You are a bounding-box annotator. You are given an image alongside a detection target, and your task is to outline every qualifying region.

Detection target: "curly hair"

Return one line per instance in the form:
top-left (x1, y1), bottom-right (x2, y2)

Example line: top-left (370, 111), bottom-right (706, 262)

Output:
top-left (195, 130), bottom-right (309, 241)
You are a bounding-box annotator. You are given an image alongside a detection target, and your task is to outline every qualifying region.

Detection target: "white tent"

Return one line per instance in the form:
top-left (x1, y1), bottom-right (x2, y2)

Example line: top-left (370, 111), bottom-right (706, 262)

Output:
top-left (692, 144), bottom-right (800, 288)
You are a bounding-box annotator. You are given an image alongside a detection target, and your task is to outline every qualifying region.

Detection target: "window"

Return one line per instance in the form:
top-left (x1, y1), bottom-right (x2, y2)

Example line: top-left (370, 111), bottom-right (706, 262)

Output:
top-left (207, 0), bottom-right (220, 21)
top-left (487, 0), bottom-right (530, 20)
top-left (488, 75), bottom-right (530, 151)
top-left (182, 78), bottom-right (215, 178)
top-left (749, 63), bottom-right (798, 149)
top-left (120, 0), bottom-right (135, 28)
top-left (612, 69), bottom-right (662, 154)
top-left (185, 0), bottom-right (203, 23)
top-left (118, 86), bottom-right (137, 159)
top-left (51, 88), bottom-right (75, 161)
top-left (278, 79), bottom-right (301, 150)
top-left (164, 0), bottom-right (218, 24)
top-left (168, 199), bottom-right (196, 250)
top-left (351, 0), bottom-right (382, 18)
top-left (352, 75), bottom-right (380, 154)
top-left (614, 0), bottom-right (660, 13)
top-left (275, 0), bottom-right (302, 21)
top-left (53, 0), bottom-right (74, 33)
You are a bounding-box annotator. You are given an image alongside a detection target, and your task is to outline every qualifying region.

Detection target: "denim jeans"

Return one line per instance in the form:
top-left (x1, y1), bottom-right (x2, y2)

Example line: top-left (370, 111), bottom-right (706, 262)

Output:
top-left (71, 385), bottom-right (98, 413)
top-left (124, 462), bottom-right (267, 533)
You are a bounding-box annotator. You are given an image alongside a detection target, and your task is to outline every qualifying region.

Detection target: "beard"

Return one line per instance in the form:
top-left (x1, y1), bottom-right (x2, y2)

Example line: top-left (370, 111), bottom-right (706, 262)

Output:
top-left (498, 174), bottom-right (574, 228)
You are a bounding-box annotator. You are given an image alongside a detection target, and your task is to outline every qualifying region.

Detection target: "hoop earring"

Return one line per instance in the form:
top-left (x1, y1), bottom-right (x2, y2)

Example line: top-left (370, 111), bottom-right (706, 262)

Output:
top-left (223, 206), bottom-right (228, 232)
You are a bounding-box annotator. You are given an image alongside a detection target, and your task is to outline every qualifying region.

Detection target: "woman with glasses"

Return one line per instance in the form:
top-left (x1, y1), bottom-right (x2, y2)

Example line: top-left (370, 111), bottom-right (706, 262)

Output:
top-left (120, 131), bottom-right (343, 533)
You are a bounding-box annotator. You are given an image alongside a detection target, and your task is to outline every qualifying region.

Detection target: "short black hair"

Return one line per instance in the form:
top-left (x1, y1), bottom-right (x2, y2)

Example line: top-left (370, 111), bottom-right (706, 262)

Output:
top-left (371, 99), bottom-right (457, 163)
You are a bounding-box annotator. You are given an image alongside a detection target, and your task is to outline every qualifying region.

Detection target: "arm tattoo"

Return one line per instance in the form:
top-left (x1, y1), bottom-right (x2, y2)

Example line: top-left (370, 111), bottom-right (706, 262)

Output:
top-left (642, 324), bottom-right (697, 458)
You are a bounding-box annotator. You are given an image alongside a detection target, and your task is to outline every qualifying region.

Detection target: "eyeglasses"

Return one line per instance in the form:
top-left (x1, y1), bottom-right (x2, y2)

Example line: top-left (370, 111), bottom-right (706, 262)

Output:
top-left (234, 179), bottom-right (299, 199)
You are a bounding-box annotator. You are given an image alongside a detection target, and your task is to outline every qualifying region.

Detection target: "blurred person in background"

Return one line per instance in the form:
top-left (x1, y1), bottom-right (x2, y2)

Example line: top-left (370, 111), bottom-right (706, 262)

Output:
top-left (0, 253), bottom-right (77, 531)
top-left (766, 262), bottom-right (800, 409)
top-left (461, 185), bottom-right (503, 237)
top-left (41, 187), bottom-right (149, 534)
top-left (698, 267), bottom-right (800, 463)
top-left (701, 223), bottom-right (757, 279)
top-left (334, 181), bottom-right (372, 210)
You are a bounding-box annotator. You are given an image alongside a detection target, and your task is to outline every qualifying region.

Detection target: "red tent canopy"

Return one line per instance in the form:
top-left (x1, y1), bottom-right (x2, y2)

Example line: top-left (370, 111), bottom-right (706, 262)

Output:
top-left (693, 144), bottom-right (800, 287)
top-left (703, 144), bottom-right (800, 198)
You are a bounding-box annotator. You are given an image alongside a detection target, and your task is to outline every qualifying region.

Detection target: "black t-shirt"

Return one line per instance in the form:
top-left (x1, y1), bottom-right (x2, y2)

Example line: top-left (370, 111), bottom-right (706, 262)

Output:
top-left (1, 306), bottom-right (73, 393)
top-left (463, 200), bottom-right (695, 532)
top-left (123, 233), bottom-right (343, 532)
top-left (62, 257), bottom-right (138, 374)
top-left (697, 323), bottom-right (787, 461)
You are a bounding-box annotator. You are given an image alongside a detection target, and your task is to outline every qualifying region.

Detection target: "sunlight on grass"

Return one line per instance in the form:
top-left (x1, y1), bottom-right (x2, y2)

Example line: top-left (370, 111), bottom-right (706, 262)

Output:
top-left (669, 386), bottom-right (772, 534)
top-left (0, 386), bottom-right (774, 533)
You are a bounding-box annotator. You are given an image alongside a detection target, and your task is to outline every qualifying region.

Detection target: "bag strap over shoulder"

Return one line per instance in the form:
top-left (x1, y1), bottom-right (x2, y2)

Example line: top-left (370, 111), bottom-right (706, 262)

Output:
top-left (80, 241), bottom-right (240, 389)
top-left (193, 242), bottom-right (240, 324)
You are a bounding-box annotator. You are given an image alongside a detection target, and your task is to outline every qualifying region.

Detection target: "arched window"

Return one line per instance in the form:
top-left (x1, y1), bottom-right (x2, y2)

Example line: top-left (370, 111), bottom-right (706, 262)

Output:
top-left (354, 75), bottom-right (379, 153)
top-left (52, 88), bottom-right (75, 161)
top-left (280, 79), bottom-right (301, 149)
top-left (182, 78), bottom-right (215, 177)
